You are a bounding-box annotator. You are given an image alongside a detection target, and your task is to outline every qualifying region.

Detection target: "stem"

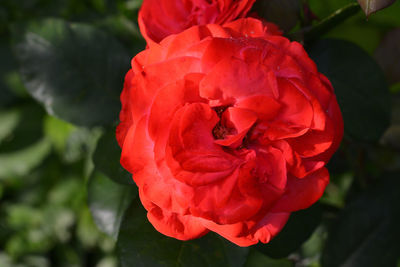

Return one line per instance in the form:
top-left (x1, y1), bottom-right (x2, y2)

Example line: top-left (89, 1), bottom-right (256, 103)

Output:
top-left (289, 3), bottom-right (361, 43)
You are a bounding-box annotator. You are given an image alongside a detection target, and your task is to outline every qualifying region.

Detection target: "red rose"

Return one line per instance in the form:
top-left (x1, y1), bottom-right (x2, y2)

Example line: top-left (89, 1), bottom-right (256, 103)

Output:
top-left (138, 0), bottom-right (256, 43)
top-left (117, 18), bottom-right (343, 247)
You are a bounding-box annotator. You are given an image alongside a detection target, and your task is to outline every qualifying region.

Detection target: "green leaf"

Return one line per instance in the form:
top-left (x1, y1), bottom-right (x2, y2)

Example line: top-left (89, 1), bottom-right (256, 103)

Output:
top-left (308, 0), bottom-right (356, 19)
top-left (95, 15), bottom-right (146, 51)
top-left (43, 115), bottom-right (76, 154)
top-left (245, 249), bottom-right (293, 267)
top-left (63, 127), bottom-right (101, 165)
top-left (122, 0), bottom-right (143, 11)
top-left (13, 18), bottom-right (131, 127)
top-left (391, 82), bottom-right (400, 93)
top-left (357, 0), bottom-right (396, 16)
top-left (93, 129), bottom-right (133, 185)
top-left (0, 103), bottom-right (45, 153)
top-left (88, 171), bottom-right (137, 240)
top-left (256, 203), bottom-right (322, 258)
top-left (0, 138), bottom-right (51, 179)
top-left (321, 172), bottom-right (353, 208)
top-left (381, 91), bottom-right (400, 149)
top-left (117, 200), bottom-right (249, 267)
top-left (0, 109), bottom-right (20, 145)
top-left (0, 40), bottom-right (20, 107)
top-left (318, 1), bottom-right (400, 55)
top-left (375, 28), bottom-right (400, 85)
top-left (252, 0), bottom-right (300, 32)
top-left (308, 39), bottom-right (390, 141)
top-left (322, 174), bottom-right (400, 267)
top-left (291, 3), bottom-right (361, 43)
top-left (300, 226), bottom-right (326, 260)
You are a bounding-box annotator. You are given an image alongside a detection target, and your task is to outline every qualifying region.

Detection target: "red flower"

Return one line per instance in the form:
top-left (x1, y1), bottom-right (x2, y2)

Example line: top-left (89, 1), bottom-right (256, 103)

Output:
top-left (138, 0), bottom-right (256, 43)
top-left (117, 18), bottom-right (343, 247)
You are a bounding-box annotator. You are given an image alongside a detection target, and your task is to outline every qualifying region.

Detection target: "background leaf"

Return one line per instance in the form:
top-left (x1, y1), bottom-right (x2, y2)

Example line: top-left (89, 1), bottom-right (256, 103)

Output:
top-left (308, 0), bottom-right (356, 18)
top-left (322, 174), bottom-right (400, 267)
top-left (93, 129), bottom-right (134, 185)
top-left (0, 38), bottom-right (26, 108)
top-left (308, 38), bottom-right (390, 141)
top-left (310, 0), bottom-right (400, 55)
top-left (13, 18), bottom-right (130, 127)
top-left (0, 104), bottom-right (45, 152)
top-left (0, 109), bottom-right (20, 145)
top-left (43, 115), bottom-right (76, 155)
top-left (88, 171), bottom-right (137, 240)
top-left (0, 138), bottom-right (51, 179)
top-left (0, 103), bottom-right (51, 179)
top-left (374, 28), bottom-right (400, 85)
top-left (245, 250), bottom-right (293, 267)
top-left (292, 3), bottom-right (361, 43)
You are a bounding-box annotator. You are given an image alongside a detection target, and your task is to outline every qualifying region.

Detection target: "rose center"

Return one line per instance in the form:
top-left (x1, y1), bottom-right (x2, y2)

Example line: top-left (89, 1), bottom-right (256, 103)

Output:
top-left (212, 122), bottom-right (230, 139)
top-left (212, 105), bottom-right (230, 140)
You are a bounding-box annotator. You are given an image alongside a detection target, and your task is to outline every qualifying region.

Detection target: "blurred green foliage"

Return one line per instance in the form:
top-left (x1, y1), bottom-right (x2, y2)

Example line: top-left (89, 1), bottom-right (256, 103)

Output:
top-left (0, 107), bottom-right (115, 266)
top-left (0, 1), bottom-right (143, 266)
top-left (0, 0), bottom-right (400, 266)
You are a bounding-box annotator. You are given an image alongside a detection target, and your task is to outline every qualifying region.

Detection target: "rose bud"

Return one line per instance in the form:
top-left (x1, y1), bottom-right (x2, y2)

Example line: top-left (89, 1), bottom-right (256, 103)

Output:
top-left (138, 0), bottom-right (256, 43)
top-left (117, 18), bottom-right (343, 247)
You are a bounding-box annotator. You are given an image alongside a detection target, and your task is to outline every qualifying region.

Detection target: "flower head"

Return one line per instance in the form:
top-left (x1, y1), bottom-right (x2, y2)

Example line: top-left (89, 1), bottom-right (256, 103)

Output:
top-left (139, 0), bottom-right (256, 43)
top-left (117, 18), bottom-right (343, 246)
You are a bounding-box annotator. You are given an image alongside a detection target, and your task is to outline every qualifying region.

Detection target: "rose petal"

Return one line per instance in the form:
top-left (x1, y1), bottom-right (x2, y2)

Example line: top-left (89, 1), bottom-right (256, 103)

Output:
top-left (141, 196), bottom-right (209, 240)
top-left (139, 0), bottom-right (191, 43)
top-left (236, 95), bottom-right (281, 121)
top-left (200, 212), bottom-right (290, 246)
top-left (254, 146), bottom-right (287, 190)
top-left (148, 73), bottom-right (206, 140)
top-left (116, 70), bottom-right (135, 147)
top-left (287, 41), bottom-right (318, 75)
top-left (130, 56), bottom-right (202, 124)
top-left (271, 168), bottom-right (329, 212)
top-left (139, 0), bottom-right (256, 44)
top-left (215, 107), bottom-right (257, 148)
top-left (166, 103), bottom-right (238, 186)
top-left (120, 116), bottom-right (152, 175)
top-left (288, 125), bottom-right (334, 158)
top-left (189, 166), bottom-right (261, 224)
top-left (200, 57), bottom-right (278, 106)
top-left (216, 1), bottom-right (256, 24)
top-left (275, 77), bottom-right (314, 128)
top-left (223, 17), bottom-right (276, 38)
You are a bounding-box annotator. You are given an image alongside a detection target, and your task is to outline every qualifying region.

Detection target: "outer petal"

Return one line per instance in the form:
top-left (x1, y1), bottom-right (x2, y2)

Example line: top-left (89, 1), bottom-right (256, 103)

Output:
top-left (223, 17), bottom-right (280, 38)
top-left (141, 196), bottom-right (209, 240)
top-left (139, 0), bottom-right (191, 43)
top-left (216, 0), bottom-right (256, 24)
top-left (271, 168), bottom-right (330, 213)
top-left (271, 140), bottom-right (325, 178)
top-left (200, 57), bottom-right (278, 106)
top-left (200, 212), bottom-right (290, 247)
top-left (116, 70), bottom-right (135, 147)
top-left (128, 56), bottom-right (202, 126)
top-left (139, 0), bottom-right (257, 44)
